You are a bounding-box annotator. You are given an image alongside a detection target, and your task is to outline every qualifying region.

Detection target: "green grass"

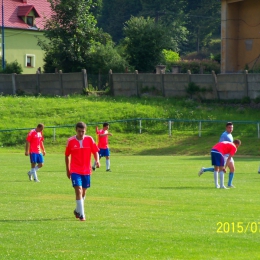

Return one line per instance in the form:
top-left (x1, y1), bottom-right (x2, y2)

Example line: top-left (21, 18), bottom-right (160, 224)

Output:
top-left (1, 154), bottom-right (260, 259)
top-left (1, 95), bottom-right (260, 156)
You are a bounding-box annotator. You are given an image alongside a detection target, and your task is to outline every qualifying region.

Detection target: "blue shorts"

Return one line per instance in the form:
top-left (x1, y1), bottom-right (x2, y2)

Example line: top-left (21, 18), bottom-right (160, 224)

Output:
top-left (211, 149), bottom-right (225, 166)
top-left (71, 173), bottom-right (90, 189)
top-left (30, 153), bottom-right (44, 164)
top-left (99, 148), bottom-right (110, 157)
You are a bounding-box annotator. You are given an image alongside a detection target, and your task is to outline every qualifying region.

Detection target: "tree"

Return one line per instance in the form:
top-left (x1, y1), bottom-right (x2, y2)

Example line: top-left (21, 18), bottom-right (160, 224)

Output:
top-left (98, 0), bottom-right (142, 43)
top-left (185, 0), bottom-right (221, 53)
top-left (139, 0), bottom-right (188, 53)
top-left (86, 43), bottom-right (128, 74)
top-left (123, 16), bottom-right (172, 72)
top-left (38, 0), bottom-right (104, 72)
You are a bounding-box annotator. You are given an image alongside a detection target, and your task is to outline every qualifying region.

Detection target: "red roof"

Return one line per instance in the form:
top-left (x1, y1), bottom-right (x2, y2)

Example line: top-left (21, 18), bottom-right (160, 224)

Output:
top-left (17, 5), bottom-right (40, 18)
top-left (1, 0), bottom-right (52, 30)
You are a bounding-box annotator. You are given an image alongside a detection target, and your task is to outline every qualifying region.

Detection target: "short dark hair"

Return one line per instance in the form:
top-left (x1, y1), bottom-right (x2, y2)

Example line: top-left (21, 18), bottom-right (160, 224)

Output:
top-left (233, 139), bottom-right (241, 146)
top-left (76, 122), bottom-right (86, 129)
top-left (37, 123), bottom-right (44, 129)
top-left (226, 122), bottom-right (233, 127)
top-left (103, 122), bottom-right (109, 127)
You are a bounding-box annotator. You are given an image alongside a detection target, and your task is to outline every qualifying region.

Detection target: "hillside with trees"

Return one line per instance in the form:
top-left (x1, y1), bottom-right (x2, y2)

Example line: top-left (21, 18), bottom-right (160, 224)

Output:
top-left (39, 0), bottom-right (221, 74)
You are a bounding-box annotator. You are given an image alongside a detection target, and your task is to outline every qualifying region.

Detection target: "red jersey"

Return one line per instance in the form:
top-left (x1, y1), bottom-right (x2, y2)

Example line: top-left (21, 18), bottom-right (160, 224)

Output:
top-left (212, 141), bottom-right (237, 156)
top-left (65, 135), bottom-right (99, 175)
top-left (97, 129), bottom-right (109, 149)
top-left (26, 129), bottom-right (44, 154)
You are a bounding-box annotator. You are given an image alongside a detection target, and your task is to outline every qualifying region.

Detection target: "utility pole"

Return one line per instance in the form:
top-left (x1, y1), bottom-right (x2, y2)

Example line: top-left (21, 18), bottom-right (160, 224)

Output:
top-left (1, 0), bottom-right (5, 69)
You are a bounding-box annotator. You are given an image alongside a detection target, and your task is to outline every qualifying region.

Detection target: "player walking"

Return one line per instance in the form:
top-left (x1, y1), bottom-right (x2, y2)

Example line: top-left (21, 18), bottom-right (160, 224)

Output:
top-left (25, 123), bottom-right (45, 182)
top-left (65, 122), bottom-right (100, 221)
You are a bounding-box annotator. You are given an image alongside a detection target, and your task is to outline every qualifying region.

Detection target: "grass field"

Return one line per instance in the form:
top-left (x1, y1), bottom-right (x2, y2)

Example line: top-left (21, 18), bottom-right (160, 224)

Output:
top-left (1, 153), bottom-right (260, 260)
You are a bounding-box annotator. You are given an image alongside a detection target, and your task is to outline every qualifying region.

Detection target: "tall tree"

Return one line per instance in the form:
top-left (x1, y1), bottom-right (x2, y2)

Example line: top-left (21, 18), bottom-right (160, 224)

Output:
top-left (185, 0), bottom-right (221, 53)
top-left (39, 0), bottom-right (103, 72)
top-left (98, 0), bottom-right (142, 43)
top-left (139, 0), bottom-right (188, 53)
top-left (123, 16), bottom-right (172, 72)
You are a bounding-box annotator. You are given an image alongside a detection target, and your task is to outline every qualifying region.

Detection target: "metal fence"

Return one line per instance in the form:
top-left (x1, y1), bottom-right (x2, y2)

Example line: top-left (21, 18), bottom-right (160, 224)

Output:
top-left (0, 118), bottom-right (260, 147)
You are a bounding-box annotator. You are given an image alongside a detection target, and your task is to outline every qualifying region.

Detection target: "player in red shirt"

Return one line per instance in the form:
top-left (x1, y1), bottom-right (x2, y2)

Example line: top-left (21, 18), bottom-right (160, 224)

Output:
top-left (65, 122), bottom-right (100, 221)
top-left (25, 123), bottom-right (46, 182)
top-left (211, 139), bottom-right (241, 189)
top-left (92, 122), bottom-right (113, 172)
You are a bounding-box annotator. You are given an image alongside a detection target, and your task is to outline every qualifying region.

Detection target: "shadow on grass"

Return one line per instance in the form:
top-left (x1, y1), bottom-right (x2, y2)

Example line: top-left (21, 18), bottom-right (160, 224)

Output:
top-left (136, 136), bottom-right (214, 156)
top-left (0, 218), bottom-right (77, 222)
top-left (156, 186), bottom-right (213, 190)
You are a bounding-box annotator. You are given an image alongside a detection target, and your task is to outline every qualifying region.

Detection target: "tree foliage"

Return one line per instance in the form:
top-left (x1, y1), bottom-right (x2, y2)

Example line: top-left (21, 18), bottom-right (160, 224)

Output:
top-left (86, 43), bottom-right (128, 74)
top-left (39, 0), bottom-right (103, 72)
top-left (0, 60), bottom-right (23, 74)
top-left (98, 0), bottom-right (142, 43)
top-left (39, 0), bottom-right (222, 73)
top-left (185, 0), bottom-right (221, 53)
top-left (123, 16), bottom-right (172, 72)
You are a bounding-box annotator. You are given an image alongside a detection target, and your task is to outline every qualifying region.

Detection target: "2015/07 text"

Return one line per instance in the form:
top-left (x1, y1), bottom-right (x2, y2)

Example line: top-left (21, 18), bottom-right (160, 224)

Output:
top-left (217, 222), bottom-right (260, 233)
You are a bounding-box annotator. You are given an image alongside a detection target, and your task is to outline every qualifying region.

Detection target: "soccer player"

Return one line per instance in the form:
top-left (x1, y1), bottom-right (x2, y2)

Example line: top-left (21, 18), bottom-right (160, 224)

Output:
top-left (65, 122), bottom-right (100, 221)
top-left (92, 122), bottom-right (113, 172)
top-left (211, 139), bottom-right (241, 189)
top-left (198, 122), bottom-right (236, 188)
top-left (25, 123), bottom-right (46, 182)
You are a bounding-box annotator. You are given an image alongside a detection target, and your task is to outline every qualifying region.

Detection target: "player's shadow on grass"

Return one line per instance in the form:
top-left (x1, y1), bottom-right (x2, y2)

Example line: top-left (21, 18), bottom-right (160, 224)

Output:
top-left (0, 218), bottom-right (76, 222)
top-left (157, 186), bottom-right (213, 190)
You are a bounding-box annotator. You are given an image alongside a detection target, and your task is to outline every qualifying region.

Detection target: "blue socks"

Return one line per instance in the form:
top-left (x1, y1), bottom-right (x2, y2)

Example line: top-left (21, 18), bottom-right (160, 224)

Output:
top-left (204, 167), bottom-right (214, 172)
top-left (228, 172), bottom-right (234, 186)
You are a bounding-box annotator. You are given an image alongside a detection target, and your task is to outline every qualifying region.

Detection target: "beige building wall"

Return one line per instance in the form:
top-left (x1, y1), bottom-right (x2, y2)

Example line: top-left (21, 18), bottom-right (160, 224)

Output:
top-left (221, 0), bottom-right (260, 73)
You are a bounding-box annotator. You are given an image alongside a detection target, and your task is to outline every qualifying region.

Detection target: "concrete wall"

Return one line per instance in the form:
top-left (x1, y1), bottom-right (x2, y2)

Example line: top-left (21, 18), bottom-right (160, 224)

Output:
top-left (248, 74), bottom-right (260, 99)
top-left (0, 74), bottom-right (14, 95)
top-left (1, 70), bottom-right (260, 100)
top-left (4, 70), bottom-right (87, 96)
top-left (111, 71), bottom-right (260, 100)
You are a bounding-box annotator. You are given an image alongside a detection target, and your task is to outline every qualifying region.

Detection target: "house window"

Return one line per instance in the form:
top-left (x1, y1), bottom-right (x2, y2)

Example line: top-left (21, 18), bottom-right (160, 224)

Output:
top-left (27, 16), bottom-right (34, 26)
top-left (25, 54), bottom-right (35, 67)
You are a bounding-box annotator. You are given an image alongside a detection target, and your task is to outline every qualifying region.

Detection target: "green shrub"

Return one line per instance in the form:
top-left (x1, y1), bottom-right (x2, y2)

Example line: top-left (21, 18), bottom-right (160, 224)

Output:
top-left (162, 49), bottom-right (180, 71)
top-left (186, 82), bottom-right (212, 99)
top-left (0, 60), bottom-right (23, 74)
top-left (241, 96), bottom-right (251, 104)
top-left (171, 59), bottom-right (220, 74)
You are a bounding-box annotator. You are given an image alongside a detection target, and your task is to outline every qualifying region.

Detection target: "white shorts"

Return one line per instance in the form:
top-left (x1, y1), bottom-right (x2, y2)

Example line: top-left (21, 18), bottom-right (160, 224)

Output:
top-left (224, 155), bottom-right (234, 164)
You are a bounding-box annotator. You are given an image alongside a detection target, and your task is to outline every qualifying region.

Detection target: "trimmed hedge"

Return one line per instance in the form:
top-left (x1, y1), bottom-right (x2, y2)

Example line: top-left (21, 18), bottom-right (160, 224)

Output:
top-left (171, 59), bottom-right (220, 74)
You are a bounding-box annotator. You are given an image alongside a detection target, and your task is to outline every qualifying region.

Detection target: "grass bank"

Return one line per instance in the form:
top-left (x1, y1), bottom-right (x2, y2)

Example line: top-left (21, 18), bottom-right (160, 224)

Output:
top-left (0, 95), bottom-right (260, 155)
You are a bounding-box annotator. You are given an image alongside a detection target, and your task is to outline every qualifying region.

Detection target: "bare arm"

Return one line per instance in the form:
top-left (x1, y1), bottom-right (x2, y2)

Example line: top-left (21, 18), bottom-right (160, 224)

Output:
top-left (93, 152), bottom-right (100, 168)
top-left (99, 133), bottom-right (112, 137)
top-left (41, 142), bottom-right (46, 156)
top-left (223, 155), bottom-right (232, 172)
top-left (65, 156), bottom-right (70, 179)
top-left (25, 141), bottom-right (30, 156)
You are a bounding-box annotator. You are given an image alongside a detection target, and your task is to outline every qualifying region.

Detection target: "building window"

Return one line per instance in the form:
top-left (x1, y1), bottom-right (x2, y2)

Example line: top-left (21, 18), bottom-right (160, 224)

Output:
top-left (27, 16), bottom-right (34, 26)
top-left (25, 54), bottom-right (35, 67)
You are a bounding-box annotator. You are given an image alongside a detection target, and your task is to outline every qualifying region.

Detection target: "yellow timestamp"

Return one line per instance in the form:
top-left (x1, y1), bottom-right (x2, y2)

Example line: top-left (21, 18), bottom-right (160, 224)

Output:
top-left (217, 222), bottom-right (260, 233)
